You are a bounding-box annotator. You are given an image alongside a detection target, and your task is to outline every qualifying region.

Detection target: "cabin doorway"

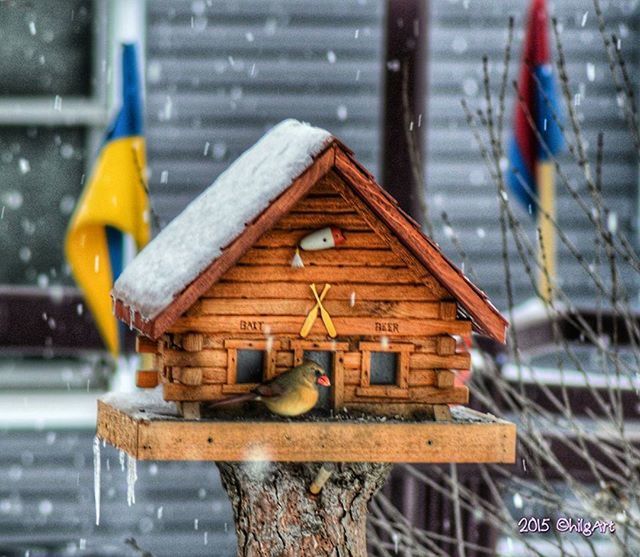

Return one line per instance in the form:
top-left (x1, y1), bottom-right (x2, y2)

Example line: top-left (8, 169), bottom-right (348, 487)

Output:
top-left (303, 350), bottom-right (333, 410)
top-left (291, 341), bottom-right (347, 413)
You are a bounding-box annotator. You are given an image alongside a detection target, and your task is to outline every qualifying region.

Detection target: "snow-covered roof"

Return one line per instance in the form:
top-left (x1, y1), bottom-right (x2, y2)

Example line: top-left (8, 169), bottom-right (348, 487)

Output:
top-left (112, 119), bottom-right (332, 320)
top-left (112, 119), bottom-right (508, 343)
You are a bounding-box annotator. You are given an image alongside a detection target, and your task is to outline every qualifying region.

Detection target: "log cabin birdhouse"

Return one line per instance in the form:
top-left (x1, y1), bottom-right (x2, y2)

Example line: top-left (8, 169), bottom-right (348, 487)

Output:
top-left (100, 119), bottom-right (515, 557)
top-left (110, 119), bottom-right (508, 423)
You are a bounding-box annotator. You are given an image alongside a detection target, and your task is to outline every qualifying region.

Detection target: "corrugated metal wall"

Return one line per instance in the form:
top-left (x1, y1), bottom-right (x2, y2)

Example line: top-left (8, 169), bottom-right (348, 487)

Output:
top-left (0, 430), bottom-right (235, 556)
top-left (145, 0), bottom-right (384, 224)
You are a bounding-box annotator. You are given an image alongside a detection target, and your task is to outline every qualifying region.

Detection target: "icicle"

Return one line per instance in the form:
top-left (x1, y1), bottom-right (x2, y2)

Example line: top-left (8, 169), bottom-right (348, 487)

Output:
top-left (349, 291), bottom-right (356, 307)
top-left (93, 436), bottom-right (101, 526)
top-left (290, 246), bottom-right (304, 268)
top-left (126, 455), bottom-right (137, 506)
top-left (157, 506), bottom-right (164, 519)
top-left (203, 531), bottom-right (208, 545)
top-left (194, 518), bottom-right (199, 530)
top-left (129, 306), bottom-right (135, 330)
top-left (119, 450), bottom-right (125, 471)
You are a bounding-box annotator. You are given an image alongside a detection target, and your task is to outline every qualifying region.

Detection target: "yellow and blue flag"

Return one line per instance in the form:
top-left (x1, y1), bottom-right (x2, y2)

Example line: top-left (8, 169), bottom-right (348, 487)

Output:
top-left (65, 43), bottom-right (150, 355)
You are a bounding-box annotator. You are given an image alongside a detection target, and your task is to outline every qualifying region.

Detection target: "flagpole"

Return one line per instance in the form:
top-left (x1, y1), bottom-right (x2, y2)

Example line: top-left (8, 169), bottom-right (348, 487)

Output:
top-left (536, 160), bottom-right (556, 303)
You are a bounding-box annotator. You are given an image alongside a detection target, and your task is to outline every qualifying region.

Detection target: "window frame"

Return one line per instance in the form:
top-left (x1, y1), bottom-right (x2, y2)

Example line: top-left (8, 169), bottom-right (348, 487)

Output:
top-left (0, 1), bottom-right (110, 154)
top-left (357, 341), bottom-right (412, 398)
top-left (223, 339), bottom-right (280, 394)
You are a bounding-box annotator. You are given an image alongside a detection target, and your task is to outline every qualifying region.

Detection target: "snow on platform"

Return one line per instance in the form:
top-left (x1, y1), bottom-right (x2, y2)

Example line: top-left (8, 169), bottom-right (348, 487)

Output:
top-left (97, 393), bottom-right (517, 464)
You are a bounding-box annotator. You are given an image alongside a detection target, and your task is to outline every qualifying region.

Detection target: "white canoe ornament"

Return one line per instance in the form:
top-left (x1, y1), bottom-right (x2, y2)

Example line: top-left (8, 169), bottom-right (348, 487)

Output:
top-left (299, 227), bottom-right (346, 251)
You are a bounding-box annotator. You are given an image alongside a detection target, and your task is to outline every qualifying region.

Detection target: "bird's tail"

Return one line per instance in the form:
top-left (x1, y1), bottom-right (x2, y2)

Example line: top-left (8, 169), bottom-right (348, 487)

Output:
top-left (206, 392), bottom-right (259, 408)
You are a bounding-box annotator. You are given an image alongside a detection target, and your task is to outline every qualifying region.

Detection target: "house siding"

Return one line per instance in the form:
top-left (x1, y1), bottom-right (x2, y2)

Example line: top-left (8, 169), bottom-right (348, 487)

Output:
top-left (427, 0), bottom-right (640, 308)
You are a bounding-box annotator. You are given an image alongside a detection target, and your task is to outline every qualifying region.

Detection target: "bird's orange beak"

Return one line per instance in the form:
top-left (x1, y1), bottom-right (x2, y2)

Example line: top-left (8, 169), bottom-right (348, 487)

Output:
top-left (317, 374), bottom-right (331, 387)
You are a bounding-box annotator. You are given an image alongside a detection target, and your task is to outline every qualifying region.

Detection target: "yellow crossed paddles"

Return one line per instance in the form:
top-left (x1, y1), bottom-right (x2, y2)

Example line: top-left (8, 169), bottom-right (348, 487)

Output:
top-left (312, 283), bottom-right (337, 337)
top-left (299, 283), bottom-right (337, 338)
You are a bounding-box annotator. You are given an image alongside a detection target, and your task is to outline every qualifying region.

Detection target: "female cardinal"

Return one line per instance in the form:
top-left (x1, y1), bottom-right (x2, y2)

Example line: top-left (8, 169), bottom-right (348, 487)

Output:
top-left (208, 360), bottom-right (331, 417)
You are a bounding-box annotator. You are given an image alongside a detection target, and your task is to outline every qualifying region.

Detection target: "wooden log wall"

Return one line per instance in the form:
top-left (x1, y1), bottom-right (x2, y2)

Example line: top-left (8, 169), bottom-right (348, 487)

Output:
top-left (148, 175), bottom-right (471, 409)
top-left (152, 333), bottom-right (470, 407)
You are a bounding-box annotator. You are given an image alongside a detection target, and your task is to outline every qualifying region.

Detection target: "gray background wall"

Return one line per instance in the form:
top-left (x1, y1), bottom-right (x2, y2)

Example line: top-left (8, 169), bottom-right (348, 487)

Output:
top-left (145, 0), bottom-right (384, 224)
top-left (0, 429), bottom-right (235, 556)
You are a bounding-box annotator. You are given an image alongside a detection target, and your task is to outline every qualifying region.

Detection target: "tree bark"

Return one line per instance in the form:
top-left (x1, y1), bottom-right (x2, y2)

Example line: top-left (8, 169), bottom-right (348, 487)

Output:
top-left (216, 461), bottom-right (392, 557)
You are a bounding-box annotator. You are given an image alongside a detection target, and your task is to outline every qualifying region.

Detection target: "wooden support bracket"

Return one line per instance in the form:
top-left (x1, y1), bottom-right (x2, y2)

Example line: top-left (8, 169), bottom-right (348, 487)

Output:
top-left (433, 404), bottom-right (453, 422)
top-left (181, 401), bottom-right (201, 420)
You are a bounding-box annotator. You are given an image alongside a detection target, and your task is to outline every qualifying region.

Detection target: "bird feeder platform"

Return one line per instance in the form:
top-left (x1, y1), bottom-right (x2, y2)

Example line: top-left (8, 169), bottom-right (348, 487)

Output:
top-left (97, 393), bottom-right (516, 463)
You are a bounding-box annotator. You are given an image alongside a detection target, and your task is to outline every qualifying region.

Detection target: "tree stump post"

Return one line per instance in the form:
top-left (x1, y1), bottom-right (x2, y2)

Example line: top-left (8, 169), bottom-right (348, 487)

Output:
top-left (216, 461), bottom-right (392, 556)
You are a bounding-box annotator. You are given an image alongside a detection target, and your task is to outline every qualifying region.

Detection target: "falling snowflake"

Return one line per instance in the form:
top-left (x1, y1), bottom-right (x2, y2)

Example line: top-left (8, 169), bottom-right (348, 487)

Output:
top-left (18, 158), bottom-right (30, 174)
top-left (513, 492), bottom-right (524, 509)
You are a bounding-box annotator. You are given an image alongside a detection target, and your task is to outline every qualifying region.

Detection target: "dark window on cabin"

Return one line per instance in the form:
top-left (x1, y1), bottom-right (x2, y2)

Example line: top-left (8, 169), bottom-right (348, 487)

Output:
top-left (236, 349), bottom-right (264, 383)
top-left (370, 352), bottom-right (398, 385)
top-left (304, 350), bottom-right (333, 410)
